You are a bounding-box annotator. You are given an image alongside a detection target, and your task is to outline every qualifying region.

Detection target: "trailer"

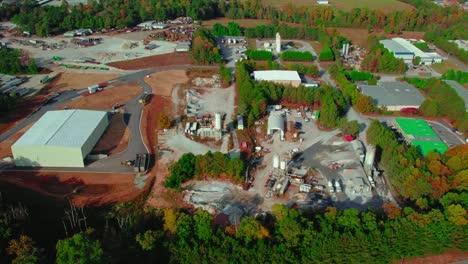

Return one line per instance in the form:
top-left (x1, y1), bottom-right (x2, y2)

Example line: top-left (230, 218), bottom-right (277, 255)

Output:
top-left (328, 181), bottom-right (335, 193)
top-left (139, 154), bottom-right (147, 172)
top-left (134, 154), bottom-right (142, 172)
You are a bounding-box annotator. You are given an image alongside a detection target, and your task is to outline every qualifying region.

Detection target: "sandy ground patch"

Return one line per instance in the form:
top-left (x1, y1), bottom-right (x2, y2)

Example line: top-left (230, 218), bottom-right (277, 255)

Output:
top-left (145, 70), bottom-right (189, 97)
top-left (331, 0), bottom-right (414, 12)
top-left (59, 82), bottom-right (142, 110)
top-left (395, 251), bottom-right (468, 264)
top-left (0, 124), bottom-right (33, 158)
top-left (0, 170), bottom-right (152, 206)
top-left (93, 113), bottom-right (131, 155)
top-left (41, 72), bottom-right (120, 94)
top-left (107, 53), bottom-right (193, 70)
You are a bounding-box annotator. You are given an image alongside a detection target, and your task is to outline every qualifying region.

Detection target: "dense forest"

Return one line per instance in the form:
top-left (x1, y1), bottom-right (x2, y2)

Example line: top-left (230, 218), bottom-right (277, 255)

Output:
top-left (367, 120), bottom-right (467, 201)
top-left (235, 61), bottom-right (345, 128)
top-left (1, 193), bottom-right (466, 263)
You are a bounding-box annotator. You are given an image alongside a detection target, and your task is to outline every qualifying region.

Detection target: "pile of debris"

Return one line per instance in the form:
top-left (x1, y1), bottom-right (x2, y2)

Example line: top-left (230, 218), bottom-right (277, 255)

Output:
top-left (192, 74), bottom-right (221, 88)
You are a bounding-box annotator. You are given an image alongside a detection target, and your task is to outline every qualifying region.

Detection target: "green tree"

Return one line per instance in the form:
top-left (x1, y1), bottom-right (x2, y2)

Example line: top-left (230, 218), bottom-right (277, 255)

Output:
top-left (339, 119), bottom-right (360, 135)
top-left (7, 235), bottom-right (41, 264)
top-left (319, 45), bottom-right (334, 61)
top-left (355, 96), bottom-right (374, 113)
top-left (193, 209), bottom-right (213, 242)
top-left (56, 233), bottom-right (104, 264)
top-left (236, 217), bottom-right (269, 244)
top-left (413, 56), bottom-right (421, 66)
top-left (419, 100), bottom-right (440, 117)
top-left (136, 230), bottom-right (163, 251)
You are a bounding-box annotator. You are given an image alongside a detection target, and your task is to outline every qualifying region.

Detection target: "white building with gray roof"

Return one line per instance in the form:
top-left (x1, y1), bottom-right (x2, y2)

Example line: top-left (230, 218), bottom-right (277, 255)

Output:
top-left (358, 81), bottom-right (425, 111)
top-left (12, 109), bottom-right (110, 167)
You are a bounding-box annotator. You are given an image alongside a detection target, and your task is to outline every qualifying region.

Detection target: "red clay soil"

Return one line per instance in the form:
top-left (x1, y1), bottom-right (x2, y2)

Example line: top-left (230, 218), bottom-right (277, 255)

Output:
top-left (0, 95), bottom-right (48, 134)
top-left (141, 95), bottom-right (171, 155)
top-left (0, 171), bottom-right (146, 207)
top-left (394, 251), bottom-right (468, 264)
top-left (107, 53), bottom-right (193, 70)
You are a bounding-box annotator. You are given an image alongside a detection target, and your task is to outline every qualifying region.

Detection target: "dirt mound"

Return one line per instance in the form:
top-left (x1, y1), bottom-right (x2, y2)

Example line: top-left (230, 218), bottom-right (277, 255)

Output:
top-left (107, 53), bottom-right (193, 70)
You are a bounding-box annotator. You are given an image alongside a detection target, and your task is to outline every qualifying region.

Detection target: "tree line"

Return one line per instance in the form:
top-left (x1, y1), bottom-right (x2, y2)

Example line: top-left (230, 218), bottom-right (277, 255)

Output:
top-left (165, 151), bottom-right (246, 190)
top-left (404, 77), bottom-right (467, 132)
top-left (236, 61), bottom-right (345, 128)
top-left (1, 198), bottom-right (466, 263)
top-left (246, 50), bottom-right (273, 61)
top-left (441, 69), bottom-right (468, 84)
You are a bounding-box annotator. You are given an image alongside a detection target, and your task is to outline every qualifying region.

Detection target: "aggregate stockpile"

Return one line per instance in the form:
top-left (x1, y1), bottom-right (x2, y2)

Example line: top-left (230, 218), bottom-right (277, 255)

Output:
top-left (184, 181), bottom-right (263, 224)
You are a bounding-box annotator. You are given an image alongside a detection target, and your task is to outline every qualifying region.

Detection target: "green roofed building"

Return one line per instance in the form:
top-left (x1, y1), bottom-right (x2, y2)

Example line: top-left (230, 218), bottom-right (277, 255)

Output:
top-left (395, 118), bottom-right (448, 156)
top-left (12, 109), bottom-right (110, 167)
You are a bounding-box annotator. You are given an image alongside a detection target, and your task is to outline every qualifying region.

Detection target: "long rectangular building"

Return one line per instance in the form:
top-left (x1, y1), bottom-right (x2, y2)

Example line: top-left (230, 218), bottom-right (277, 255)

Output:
top-left (358, 81), bottom-right (425, 111)
top-left (12, 109), bottom-right (110, 167)
top-left (380, 38), bottom-right (442, 65)
top-left (253, 70), bottom-right (301, 87)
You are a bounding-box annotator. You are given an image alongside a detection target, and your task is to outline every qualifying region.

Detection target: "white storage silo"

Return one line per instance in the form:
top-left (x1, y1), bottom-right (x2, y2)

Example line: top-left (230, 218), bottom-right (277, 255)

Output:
top-left (280, 160), bottom-right (286, 170)
top-left (215, 112), bottom-right (222, 130)
top-left (273, 154), bottom-right (280, 169)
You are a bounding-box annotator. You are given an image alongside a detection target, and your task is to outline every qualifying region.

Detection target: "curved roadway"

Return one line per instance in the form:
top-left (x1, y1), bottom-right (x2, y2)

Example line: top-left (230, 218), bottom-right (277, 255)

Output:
top-left (0, 65), bottom-right (216, 172)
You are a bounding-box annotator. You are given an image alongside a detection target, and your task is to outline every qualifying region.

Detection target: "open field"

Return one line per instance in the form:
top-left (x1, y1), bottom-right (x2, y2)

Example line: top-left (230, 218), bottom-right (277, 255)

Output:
top-left (431, 60), bottom-right (461, 74)
top-left (58, 82), bottom-right (142, 110)
top-left (331, 0), bottom-right (414, 12)
top-left (145, 70), bottom-right (189, 96)
top-left (0, 124), bottom-right (33, 158)
top-left (93, 113), bottom-right (131, 155)
top-left (41, 72), bottom-right (120, 94)
top-left (333, 28), bottom-right (425, 48)
top-left (0, 170), bottom-right (150, 206)
top-left (107, 52), bottom-right (193, 70)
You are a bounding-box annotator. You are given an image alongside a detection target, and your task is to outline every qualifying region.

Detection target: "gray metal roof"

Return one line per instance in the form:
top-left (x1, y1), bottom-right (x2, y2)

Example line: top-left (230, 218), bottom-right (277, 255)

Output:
top-left (268, 114), bottom-right (284, 131)
top-left (359, 82), bottom-right (425, 107)
top-left (444, 80), bottom-right (468, 110)
top-left (254, 71), bottom-right (301, 82)
top-left (380, 39), bottom-right (414, 55)
top-left (13, 110), bottom-right (108, 148)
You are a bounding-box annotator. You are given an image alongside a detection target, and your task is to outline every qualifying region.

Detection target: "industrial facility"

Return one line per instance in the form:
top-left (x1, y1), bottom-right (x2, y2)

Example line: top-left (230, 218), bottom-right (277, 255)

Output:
top-left (184, 112), bottom-right (225, 140)
top-left (253, 70), bottom-right (301, 87)
top-left (379, 38), bottom-right (443, 65)
top-left (12, 110), bottom-right (110, 167)
top-left (267, 113), bottom-right (285, 140)
top-left (358, 81), bottom-right (425, 111)
top-left (394, 118), bottom-right (448, 155)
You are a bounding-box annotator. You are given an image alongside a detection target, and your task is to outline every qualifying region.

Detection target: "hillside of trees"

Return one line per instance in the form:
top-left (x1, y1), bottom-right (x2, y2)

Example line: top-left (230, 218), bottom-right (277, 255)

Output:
top-left (1, 195), bottom-right (466, 263)
top-left (442, 69), bottom-right (468, 84)
top-left (367, 120), bottom-right (467, 201)
top-left (0, 47), bottom-right (38, 74)
top-left (236, 61), bottom-right (345, 128)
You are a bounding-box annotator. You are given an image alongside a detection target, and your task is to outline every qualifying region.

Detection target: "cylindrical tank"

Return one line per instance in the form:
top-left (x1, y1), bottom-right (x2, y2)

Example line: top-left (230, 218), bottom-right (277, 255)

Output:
top-left (215, 112), bottom-right (222, 130)
top-left (273, 154), bottom-right (280, 169)
top-left (280, 160), bottom-right (286, 170)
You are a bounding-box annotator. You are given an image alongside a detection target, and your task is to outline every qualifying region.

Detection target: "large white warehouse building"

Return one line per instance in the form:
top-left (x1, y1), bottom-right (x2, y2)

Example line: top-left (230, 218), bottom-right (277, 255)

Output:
top-left (253, 70), bottom-right (301, 87)
top-left (12, 109), bottom-right (110, 167)
top-left (380, 38), bottom-right (442, 65)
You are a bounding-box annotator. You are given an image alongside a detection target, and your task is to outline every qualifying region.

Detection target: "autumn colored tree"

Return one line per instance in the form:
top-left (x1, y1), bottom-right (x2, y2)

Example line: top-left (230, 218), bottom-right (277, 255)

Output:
top-left (158, 112), bottom-right (171, 130)
top-left (355, 96), bottom-right (374, 113)
top-left (382, 203), bottom-right (402, 220)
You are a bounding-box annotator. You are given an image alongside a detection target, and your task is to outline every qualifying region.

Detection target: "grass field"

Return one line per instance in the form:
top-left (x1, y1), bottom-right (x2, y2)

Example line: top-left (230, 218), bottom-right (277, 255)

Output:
top-left (331, 0), bottom-right (414, 12)
top-left (264, 0), bottom-right (319, 7)
top-left (431, 60), bottom-right (461, 74)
